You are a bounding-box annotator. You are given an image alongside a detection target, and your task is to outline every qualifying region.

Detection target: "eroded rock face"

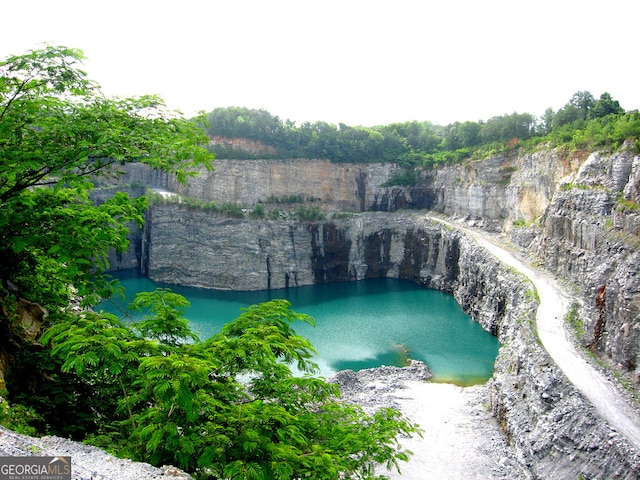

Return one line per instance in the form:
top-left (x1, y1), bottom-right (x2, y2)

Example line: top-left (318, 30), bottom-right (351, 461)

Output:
top-left (116, 160), bottom-right (406, 213)
top-left (114, 147), bottom-right (579, 225)
top-left (454, 236), bottom-right (640, 479)
top-left (111, 147), bottom-right (587, 285)
top-left (536, 142), bottom-right (640, 375)
top-left (0, 295), bottom-right (48, 391)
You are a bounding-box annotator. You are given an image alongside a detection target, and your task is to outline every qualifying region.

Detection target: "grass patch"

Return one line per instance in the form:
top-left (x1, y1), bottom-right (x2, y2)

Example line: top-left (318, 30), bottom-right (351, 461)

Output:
top-left (266, 194), bottom-right (306, 204)
top-left (332, 212), bottom-right (357, 219)
top-left (617, 198), bottom-right (640, 212)
top-left (565, 302), bottom-right (584, 337)
top-left (525, 287), bottom-right (540, 303)
top-left (295, 206), bottom-right (325, 221)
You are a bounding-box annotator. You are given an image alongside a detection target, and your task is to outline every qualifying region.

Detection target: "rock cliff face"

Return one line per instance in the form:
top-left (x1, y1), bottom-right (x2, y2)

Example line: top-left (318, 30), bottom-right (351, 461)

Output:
top-left (534, 142), bottom-right (640, 375)
top-left (107, 143), bottom-right (640, 478)
top-left (116, 146), bottom-right (582, 225)
top-left (427, 148), bottom-right (585, 229)
top-left (456, 233), bottom-right (640, 479)
top-left (116, 147), bottom-right (582, 280)
top-left (117, 160), bottom-right (404, 213)
top-left (142, 210), bottom-right (458, 292)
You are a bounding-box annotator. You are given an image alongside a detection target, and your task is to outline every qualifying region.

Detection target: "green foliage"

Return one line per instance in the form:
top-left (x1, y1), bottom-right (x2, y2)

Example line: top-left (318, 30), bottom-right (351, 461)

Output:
top-left (33, 298), bottom-right (420, 479)
top-left (146, 192), bottom-right (250, 219)
top-left (249, 203), bottom-right (266, 219)
top-left (220, 202), bottom-right (246, 218)
top-left (0, 45), bottom-right (213, 310)
top-left (0, 46), bottom-right (213, 202)
top-left (267, 194), bottom-right (306, 204)
top-left (1, 46), bottom-right (419, 479)
top-left (130, 288), bottom-right (200, 347)
top-left (565, 302), bottom-right (584, 338)
top-left (2, 187), bottom-right (146, 308)
top-left (205, 92), bottom-right (639, 171)
top-left (332, 211), bottom-right (357, 219)
top-left (0, 395), bottom-right (44, 436)
top-left (295, 206), bottom-right (325, 221)
top-left (524, 287), bottom-right (540, 303)
top-left (617, 198), bottom-right (640, 212)
top-left (512, 218), bottom-right (527, 227)
top-left (268, 208), bottom-right (284, 220)
top-left (560, 181), bottom-right (597, 191)
top-left (382, 169), bottom-right (417, 187)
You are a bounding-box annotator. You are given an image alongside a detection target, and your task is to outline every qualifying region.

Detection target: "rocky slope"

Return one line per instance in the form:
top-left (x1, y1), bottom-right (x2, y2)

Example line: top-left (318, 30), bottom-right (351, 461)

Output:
top-left (0, 426), bottom-right (193, 480)
top-left (455, 221), bottom-right (640, 478)
top-left (142, 210), bottom-right (460, 291)
top-left (534, 142), bottom-right (640, 376)
top-left (114, 145), bottom-right (581, 224)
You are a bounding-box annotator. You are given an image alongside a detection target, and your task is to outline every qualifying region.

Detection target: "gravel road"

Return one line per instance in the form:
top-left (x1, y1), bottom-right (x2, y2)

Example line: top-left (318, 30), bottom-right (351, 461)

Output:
top-left (435, 217), bottom-right (640, 450)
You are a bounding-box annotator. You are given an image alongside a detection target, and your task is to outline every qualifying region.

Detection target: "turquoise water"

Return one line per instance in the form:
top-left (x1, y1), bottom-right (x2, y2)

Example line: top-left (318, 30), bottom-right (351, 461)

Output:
top-left (99, 271), bottom-right (500, 385)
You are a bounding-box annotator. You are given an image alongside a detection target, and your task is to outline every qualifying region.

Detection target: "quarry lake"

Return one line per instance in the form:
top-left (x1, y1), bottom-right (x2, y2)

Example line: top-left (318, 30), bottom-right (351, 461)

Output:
top-left (101, 271), bottom-right (501, 385)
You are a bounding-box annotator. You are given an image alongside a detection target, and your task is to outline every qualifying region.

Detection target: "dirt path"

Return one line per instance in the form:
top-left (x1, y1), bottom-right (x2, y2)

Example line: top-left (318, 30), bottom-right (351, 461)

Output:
top-left (434, 217), bottom-right (640, 449)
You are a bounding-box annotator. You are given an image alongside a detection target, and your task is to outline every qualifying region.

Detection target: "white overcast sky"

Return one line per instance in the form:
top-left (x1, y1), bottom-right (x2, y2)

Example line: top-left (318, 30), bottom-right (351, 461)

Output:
top-left (2, 0), bottom-right (638, 127)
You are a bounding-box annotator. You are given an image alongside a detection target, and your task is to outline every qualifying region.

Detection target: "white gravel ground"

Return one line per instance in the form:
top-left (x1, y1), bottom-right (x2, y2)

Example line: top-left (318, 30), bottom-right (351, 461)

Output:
top-left (331, 365), bottom-right (529, 480)
top-left (376, 382), bottom-right (526, 480)
top-left (0, 425), bottom-right (191, 480)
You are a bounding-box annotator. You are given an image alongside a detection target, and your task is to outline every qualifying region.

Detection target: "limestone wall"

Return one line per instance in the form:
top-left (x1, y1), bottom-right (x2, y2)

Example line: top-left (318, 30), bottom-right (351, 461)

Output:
top-left (535, 143), bottom-right (640, 375)
top-left (114, 146), bottom-right (581, 228)
top-left (142, 210), bottom-right (457, 291)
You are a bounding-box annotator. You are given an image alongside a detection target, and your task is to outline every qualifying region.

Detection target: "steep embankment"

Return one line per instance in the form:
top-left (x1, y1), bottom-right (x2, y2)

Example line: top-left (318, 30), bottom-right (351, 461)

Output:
top-left (535, 144), bottom-right (640, 378)
top-left (141, 210), bottom-right (461, 291)
top-left (440, 217), bottom-right (640, 478)
top-left (115, 146), bottom-right (579, 223)
top-left (117, 159), bottom-right (404, 213)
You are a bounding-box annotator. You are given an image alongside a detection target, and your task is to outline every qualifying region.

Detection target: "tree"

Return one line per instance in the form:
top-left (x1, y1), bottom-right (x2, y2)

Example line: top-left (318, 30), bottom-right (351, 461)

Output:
top-left (553, 91), bottom-right (595, 128)
top-left (0, 45), bottom-right (214, 307)
top-left (591, 92), bottom-right (624, 119)
top-left (540, 107), bottom-right (555, 135)
top-left (444, 121), bottom-right (482, 150)
top-left (0, 44), bottom-right (212, 436)
top-left (569, 90), bottom-right (595, 116)
top-left (41, 298), bottom-right (421, 479)
top-left (482, 112), bottom-right (535, 143)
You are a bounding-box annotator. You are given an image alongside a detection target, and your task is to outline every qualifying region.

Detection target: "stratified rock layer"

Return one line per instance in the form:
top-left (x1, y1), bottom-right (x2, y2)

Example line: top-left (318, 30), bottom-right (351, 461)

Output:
top-left (536, 143), bottom-right (640, 373)
top-left (142, 211), bottom-right (458, 291)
